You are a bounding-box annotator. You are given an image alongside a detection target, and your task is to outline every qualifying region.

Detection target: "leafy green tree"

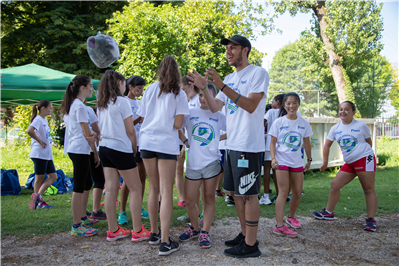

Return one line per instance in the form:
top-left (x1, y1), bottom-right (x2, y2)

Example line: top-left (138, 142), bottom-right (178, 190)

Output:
top-left (270, 0), bottom-right (384, 108)
top-left (388, 66), bottom-right (399, 115)
top-left (1, 1), bottom-right (127, 78)
top-left (354, 55), bottom-right (395, 118)
top-left (107, 0), bottom-right (274, 84)
top-left (268, 41), bottom-right (333, 117)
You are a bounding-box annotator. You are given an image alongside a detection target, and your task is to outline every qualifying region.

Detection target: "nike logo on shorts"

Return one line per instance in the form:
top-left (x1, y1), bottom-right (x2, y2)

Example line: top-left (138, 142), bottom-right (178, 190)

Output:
top-left (238, 172), bottom-right (259, 195)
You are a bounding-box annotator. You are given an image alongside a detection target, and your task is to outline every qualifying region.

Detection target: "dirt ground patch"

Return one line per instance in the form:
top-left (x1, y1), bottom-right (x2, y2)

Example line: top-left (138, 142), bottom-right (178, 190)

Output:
top-left (2, 213), bottom-right (398, 266)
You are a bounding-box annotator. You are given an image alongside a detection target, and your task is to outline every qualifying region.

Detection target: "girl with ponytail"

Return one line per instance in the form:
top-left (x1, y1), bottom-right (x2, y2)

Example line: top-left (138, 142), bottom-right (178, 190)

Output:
top-left (118, 75), bottom-right (149, 225)
top-left (27, 100), bottom-right (57, 210)
top-left (96, 70), bottom-right (151, 242)
top-left (61, 74), bottom-right (100, 237)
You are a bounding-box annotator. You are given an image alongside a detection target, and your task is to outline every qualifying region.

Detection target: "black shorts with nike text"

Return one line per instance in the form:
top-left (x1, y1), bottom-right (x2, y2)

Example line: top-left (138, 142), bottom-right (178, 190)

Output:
top-left (223, 150), bottom-right (263, 196)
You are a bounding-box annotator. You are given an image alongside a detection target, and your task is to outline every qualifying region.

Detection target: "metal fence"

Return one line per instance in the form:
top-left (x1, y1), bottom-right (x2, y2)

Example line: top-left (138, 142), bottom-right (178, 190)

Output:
top-left (375, 115), bottom-right (399, 139)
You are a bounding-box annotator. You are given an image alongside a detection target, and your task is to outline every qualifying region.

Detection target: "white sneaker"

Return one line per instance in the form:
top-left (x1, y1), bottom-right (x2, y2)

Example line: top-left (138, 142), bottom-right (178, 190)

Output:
top-left (259, 195), bottom-right (272, 205)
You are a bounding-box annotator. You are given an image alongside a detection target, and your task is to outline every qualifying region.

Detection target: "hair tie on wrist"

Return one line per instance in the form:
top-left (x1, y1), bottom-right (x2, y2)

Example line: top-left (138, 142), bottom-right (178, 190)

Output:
top-left (234, 94), bottom-right (241, 104)
top-left (221, 84), bottom-right (227, 92)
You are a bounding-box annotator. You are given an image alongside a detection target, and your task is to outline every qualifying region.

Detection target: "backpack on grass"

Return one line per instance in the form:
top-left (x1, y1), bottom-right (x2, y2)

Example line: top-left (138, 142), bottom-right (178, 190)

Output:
top-left (1, 169), bottom-right (21, 196)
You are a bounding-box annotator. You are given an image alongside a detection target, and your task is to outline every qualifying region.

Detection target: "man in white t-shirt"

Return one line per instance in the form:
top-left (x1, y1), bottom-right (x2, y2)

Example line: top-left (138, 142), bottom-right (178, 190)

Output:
top-left (187, 35), bottom-right (269, 258)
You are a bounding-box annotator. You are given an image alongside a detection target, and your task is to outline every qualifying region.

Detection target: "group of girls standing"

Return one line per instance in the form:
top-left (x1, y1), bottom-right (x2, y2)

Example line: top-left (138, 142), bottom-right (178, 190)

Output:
top-left (27, 55), bottom-right (378, 258)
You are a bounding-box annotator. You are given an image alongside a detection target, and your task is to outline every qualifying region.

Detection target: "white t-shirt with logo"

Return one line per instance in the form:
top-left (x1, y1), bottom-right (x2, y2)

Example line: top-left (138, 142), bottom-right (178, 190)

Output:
top-left (216, 64), bottom-right (269, 152)
top-left (268, 116), bottom-right (313, 167)
top-left (98, 96), bottom-right (134, 153)
top-left (188, 93), bottom-right (200, 109)
top-left (183, 107), bottom-right (226, 170)
top-left (65, 99), bottom-right (90, 155)
top-left (264, 109), bottom-right (302, 151)
top-left (125, 97), bottom-right (143, 147)
top-left (327, 119), bottom-right (373, 163)
top-left (137, 81), bottom-right (190, 155)
top-left (29, 116), bottom-right (53, 160)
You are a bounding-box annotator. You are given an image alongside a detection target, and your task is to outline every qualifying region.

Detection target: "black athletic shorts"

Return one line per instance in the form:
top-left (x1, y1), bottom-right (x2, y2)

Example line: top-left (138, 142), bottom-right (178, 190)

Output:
top-left (31, 158), bottom-right (56, 175)
top-left (99, 146), bottom-right (137, 170)
top-left (223, 150), bottom-right (263, 196)
top-left (135, 148), bottom-right (143, 163)
top-left (140, 150), bottom-right (177, 161)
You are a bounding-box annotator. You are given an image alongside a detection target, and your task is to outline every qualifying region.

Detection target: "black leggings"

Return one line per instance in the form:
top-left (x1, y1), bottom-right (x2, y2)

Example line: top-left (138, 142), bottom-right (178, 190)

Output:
top-left (89, 152), bottom-right (105, 189)
top-left (68, 153), bottom-right (92, 193)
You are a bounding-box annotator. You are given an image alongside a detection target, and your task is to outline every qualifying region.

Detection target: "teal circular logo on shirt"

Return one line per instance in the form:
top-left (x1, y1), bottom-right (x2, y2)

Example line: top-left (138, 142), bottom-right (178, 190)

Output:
top-left (282, 131), bottom-right (302, 152)
top-left (337, 135), bottom-right (357, 153)
top-left (192, 122), bottom-right (215, 146)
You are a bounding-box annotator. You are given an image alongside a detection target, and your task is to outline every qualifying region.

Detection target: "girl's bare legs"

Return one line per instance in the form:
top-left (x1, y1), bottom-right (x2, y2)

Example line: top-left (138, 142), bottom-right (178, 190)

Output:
top-left (158, 159), bottom-right (177, 242)
top-left (201, 177), bottom-right (219, 232)
top-left (103, 167), bottom-right (122, 232)
top-left (326, 171), bottom-right (356, 212)
top-left (119, 182), bottom-right (129, 213)
top-left (92, 188), bottom-right (103, 212)
top-left (275, 169), bottom-right (290, 226)
top-left (137, 161), bottom-right (146, 201)
top-left (36, 173), bottom-right (57, 196)
top-left (119, 167), bottom-right (142, 232)
top-left (357, 171), bottom-right (378, 218)
top-left (175, 154), bottom-right (185, 203)
top-left (288, 172), bottom-right (303, 218)
top-left (184, 179), bottom-right (201, 230)
top-left (143, 158), bottom-right (160, 234)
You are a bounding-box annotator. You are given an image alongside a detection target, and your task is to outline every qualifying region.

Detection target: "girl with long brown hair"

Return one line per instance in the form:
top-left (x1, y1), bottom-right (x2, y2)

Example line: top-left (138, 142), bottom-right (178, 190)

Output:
top-left (137, 55), bottom-right (190, 256)
top-left (97, 70), bottom-right (150, 242)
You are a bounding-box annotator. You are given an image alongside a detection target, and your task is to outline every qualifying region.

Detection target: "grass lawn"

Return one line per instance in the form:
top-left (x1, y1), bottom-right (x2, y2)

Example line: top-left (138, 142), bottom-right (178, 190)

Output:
top-left (1, 139), bottom-right (398, 237)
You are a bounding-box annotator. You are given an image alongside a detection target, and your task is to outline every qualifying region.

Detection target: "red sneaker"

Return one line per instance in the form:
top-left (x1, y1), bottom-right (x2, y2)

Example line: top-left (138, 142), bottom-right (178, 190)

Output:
top-left (131, 225), bottom-right (151, 242)
top-left (106, 225), bottom-right (131, 241)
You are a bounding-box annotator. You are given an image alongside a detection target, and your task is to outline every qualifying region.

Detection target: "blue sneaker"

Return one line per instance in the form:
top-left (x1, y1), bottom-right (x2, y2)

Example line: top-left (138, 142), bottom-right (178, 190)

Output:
top-left (199, 231), bottom-right (211, 248)
top-left (141, 208), bottom-right (149, 219)
top-left (364, 218), bottom-right (376, 232)
top-left (179, 226), bottom-right (201, 241)
top-left (37, 201), bottom-right (54, 209)
top-left (118, 211), bottom-right (128, 225)
top-left (311, 208), bottom-right (335, 221)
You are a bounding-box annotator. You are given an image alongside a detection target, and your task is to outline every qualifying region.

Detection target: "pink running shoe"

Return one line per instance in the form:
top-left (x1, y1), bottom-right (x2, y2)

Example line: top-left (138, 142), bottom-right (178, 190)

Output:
top-left (273, 225), bottom-right (298, 238)
top-left (286, 216), bottom-right (301, 229)
top-left (178, 200), bottom-right (186, 207)
top-left (29, 193), bottom-right (38, 210)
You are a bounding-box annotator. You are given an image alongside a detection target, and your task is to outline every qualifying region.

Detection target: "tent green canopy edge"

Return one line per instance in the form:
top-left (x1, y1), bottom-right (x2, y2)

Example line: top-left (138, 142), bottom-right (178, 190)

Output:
top-left (1, 63), bottom-right (100, 106)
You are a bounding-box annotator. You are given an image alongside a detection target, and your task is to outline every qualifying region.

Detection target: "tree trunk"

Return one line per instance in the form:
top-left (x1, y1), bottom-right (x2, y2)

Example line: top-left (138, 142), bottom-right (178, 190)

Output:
top-left (312, 1), bottom-right (348, 103)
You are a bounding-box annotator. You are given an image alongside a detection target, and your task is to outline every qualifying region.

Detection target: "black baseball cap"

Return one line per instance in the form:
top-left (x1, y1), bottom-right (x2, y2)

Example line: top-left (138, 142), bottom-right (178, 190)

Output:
top-left (220, 35), bottom-right (251, 54)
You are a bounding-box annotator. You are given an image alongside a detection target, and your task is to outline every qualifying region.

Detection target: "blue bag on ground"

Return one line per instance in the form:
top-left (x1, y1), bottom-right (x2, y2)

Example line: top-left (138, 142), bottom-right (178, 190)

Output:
top-left (25, 170), bottom-right (73, 194)
top-left (1, 169), bottom-right (22, 196)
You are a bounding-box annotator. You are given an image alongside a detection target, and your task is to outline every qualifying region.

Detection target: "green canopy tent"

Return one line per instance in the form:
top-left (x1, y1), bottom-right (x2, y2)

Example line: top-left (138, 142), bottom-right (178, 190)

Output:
top-left (1, 63), bottom-right (99, 106)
